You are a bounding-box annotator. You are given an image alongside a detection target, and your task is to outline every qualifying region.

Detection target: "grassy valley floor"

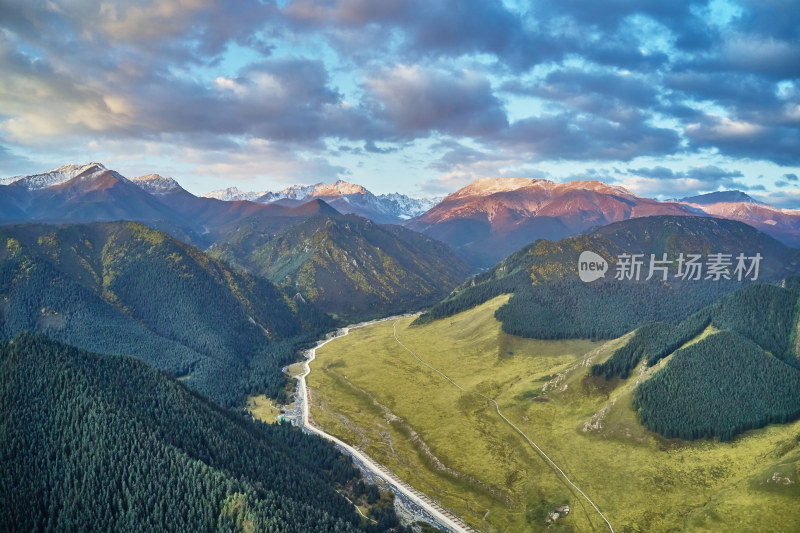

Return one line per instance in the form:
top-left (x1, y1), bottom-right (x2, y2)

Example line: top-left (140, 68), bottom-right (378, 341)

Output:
top-left (308, 295), bottom-right (800, 532)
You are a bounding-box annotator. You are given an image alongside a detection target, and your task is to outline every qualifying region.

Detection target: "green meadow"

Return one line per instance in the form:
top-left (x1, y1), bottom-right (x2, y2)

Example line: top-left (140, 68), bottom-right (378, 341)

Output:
top-left (247, 394), bottom-right (283, 423)
top-left (309, 295), bottom-right (800, 532)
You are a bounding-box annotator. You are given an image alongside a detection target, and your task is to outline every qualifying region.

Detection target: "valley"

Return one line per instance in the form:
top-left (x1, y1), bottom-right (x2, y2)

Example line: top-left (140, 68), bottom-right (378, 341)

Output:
top-left (290, 316), bottom-right (474, 533)
top-left (5, 2), bottom-right (799, 530)
top-left (4, 166), bottom-right (800, 531)
top-left (308, 295), bottom-right (800, 532)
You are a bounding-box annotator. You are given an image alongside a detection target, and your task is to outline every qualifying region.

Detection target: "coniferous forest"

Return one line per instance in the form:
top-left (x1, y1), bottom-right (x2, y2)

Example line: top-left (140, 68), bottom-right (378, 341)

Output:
top-left (633, 331), bottom-right (800, 441)
top-left (416, 216), bottom-right (800, 340)
top-left (2, 214), bottom-right (800, 529)
top-left (4, 2), bottom-right (800, 528)
top-left (0, 222), bottom-right (334, 407)
top-left (0, 334), bottom-right (407, 532)
top-left (591, 280), bottom-right (800, 440)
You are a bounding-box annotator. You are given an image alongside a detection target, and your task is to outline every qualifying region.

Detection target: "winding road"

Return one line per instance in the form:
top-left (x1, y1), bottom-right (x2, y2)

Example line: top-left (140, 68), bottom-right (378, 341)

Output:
top-left (298, 315), bottom-right (614, 533)
top-left (295, 316), bottom-right (474, 533)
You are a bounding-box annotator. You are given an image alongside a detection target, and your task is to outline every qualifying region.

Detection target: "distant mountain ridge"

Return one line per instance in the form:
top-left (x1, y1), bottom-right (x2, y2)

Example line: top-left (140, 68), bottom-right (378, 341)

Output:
top-left (4, 164), bottom-right (799, 272)
top-left (407, 177), bottom-right (800, 268)
top-left (678, 190), bottom-right (800, 248)
top-left (679, 190), bottom-right (765, 206)
top-left (0, 164), bottom-right (349, 250)
top-left (0, 221), bottom-right (331, 406)
top-left (417, 215), bottom-right (800, 339)
top-left (205, 180), bottom-right (440, 223)
top-left (210, 214), bottom-right (471, 319)
top-left (1, 163), bottom-right (472, 319)
top-left (407, 177), bottom-right (699, 268)
top-left (0, 162), bottom-right (117, 190)
top-left (130, 173), bottom-right (184, 194)
top-left (203, 186), bottom-right (264, 202)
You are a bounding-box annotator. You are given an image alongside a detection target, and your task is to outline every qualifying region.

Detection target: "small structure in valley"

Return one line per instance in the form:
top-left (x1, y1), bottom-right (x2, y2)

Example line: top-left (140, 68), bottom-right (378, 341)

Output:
top-left (545, 504), bottom-right (570, 524)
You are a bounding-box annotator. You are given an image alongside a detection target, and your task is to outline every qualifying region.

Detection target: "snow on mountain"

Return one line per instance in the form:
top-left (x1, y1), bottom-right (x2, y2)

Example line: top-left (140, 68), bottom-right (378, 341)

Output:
top-left (677, 192), bottom-right (800, 241)
top-left (418, 177), bottom-right (658, 227)
top-left (0, 163), bottom-right (114, 190)
top-left (2, 164), bottom-right (438, 223)
top-left (130, 174), bottom-right (183, 195)
top-left (449, 177), bottom-right (544, 199)
top-left (259, 181), bottom-right (441, 221)
top-left (446, 177), bottom-right (635, 204)
top-left (255, 180), bottom-right (366, 202)
top-left (309, 180), bottom-right (367, 197)
top-left (201, 180), bottom-right (440, 221)
top-left (203, 186), bottom-right (265, 202)
top-left (407, 176), bottom-right (701, 268)
top-left (376, 193), bottom-right (442, 219)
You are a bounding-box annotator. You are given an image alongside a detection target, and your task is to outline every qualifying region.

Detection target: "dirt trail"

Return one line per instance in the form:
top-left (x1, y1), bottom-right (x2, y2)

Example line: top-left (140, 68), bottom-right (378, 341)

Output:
top-left (391, 320), bottom-right (615, 533)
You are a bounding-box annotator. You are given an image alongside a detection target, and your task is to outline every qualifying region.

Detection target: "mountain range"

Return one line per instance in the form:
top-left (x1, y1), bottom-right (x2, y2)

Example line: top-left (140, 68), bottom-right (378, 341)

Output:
top-left (0, 221), bottom-right (331, 406)
top-left (210, 214), bottom-right (470, 318)
top-left (0, 163), bottom-right (339, 247)
top-left (3, 162), bottom-right (800, 531)
top-left (3, 164), bottom-right (799, 271)
top-left (407, 177), bottom-right (800, 268)
top-left (0, 163), bottom-right (473, 319)
top-left (680, 190), bottom-right (800, 250)
top-left (418, 215), bottom-right (800, 339)
top-left (204, 181), bottom-right (440, 224)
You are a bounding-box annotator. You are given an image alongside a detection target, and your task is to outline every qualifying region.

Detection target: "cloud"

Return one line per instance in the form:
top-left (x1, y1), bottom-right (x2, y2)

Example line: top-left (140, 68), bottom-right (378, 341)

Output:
top-left (685, 114), bottom-right (800, 165)
top-left (753, 189), bottom-right (800, 210)
top-left (426, 140), bottom-right (495, 173)
top-left (716, 35), bottom-right (800, 78)
top-left (775, 173), bottom-right (799, 188)
top-left (0, 32), bottom-right (366, 148)
top-left (505, 68), bottom-right (660, 124)
top-left (418, 139), bottom-right (551, 194)
top-left (182, 138), bottom-right (348, 186)
top-left (1, 0), bottom-right (799, 190)
top-left (363, 140), bottom-right (399, 154)
top-left (564, 168), bottom-right (618, 183)
top-left (282, 0), bottom-right (549, 69)
top-left (1, 0), bottom-right (274, 63)
top-left (621, 165), bottom-right (756, 198)
top-left (490, 113), bottom-right (681, 162)
top-left (363, 64), bottom-right (508, 139)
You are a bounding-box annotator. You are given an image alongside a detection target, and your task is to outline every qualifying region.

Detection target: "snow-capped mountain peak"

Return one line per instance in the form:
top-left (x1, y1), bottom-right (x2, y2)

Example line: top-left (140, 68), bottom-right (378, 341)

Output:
top-left (1, 162), bottom-right (110, 190)
top-left (376, 193), bottom-right (442, 219)
top-left (200, 180), bottom-right (440, 221)
top-left (257, 180), bottom-right (370, 202)
top-left (562, 179), bottom-right (634, 197)
top-left (203, 187), bottom-right (266, 202)
top-left (130, 174), bottom-right (183, 195)
top-left (453, 177), bottom-right (545, 199)
top-left (203, 187), bottom-right (267, 202)
top-left (315, 180), bottom-right (367, 196)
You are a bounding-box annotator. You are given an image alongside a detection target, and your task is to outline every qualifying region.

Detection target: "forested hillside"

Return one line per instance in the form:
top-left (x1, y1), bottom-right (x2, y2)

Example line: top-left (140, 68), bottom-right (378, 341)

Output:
top-left (0, 334), bottom-right (407, 532)
top-left (633, 331), bottom-right (800, 441)
top-left (0, 222), bottom-right (333, 407)
top-left (589, 280), bottom-right (800, 440)
top-left (210, 214), bottom-right (471, 319)
top-left (592, 279), bottom-right (800, 379)
top-left (417, 216), bottom-right (800, 340)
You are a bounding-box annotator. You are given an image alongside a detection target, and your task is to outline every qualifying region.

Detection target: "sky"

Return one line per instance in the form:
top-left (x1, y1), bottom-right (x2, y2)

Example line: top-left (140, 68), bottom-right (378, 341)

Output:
top-left (0, 0), bottom-right (799, 206)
